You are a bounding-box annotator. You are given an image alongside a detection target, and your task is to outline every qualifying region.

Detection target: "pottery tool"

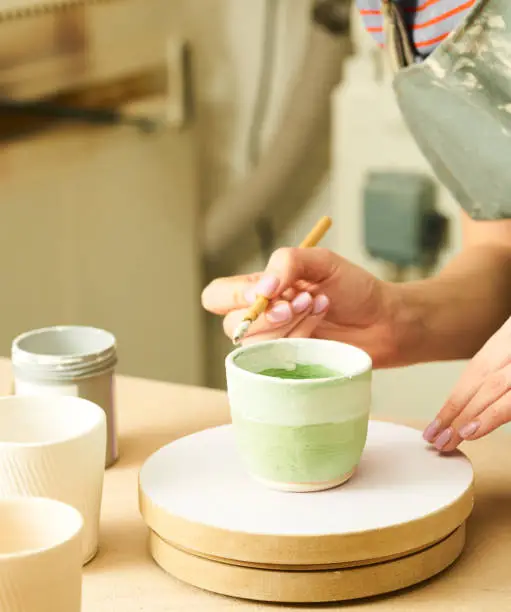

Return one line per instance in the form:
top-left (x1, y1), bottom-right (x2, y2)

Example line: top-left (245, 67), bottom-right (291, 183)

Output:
top-left (149, 524), bottom-right (466, 603)
top-left (232, 215), bottom-right (333, 345)
top-left (139, 421), bottom-right (474, 567)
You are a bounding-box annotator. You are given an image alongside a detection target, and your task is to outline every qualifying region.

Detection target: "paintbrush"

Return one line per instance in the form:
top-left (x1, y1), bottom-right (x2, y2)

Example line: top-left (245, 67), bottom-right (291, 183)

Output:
top-left (233, 215), bottom-right (333, 345)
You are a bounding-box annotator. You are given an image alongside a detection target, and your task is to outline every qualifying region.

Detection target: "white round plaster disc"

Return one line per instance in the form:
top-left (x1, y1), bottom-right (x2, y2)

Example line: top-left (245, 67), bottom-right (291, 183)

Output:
top-left (139, 421), bottom-right (474, 566)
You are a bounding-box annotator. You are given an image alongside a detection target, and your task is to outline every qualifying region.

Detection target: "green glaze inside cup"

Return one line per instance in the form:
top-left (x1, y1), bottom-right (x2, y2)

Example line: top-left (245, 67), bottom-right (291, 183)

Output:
top-left (225, 338), bottom-right (372, 492)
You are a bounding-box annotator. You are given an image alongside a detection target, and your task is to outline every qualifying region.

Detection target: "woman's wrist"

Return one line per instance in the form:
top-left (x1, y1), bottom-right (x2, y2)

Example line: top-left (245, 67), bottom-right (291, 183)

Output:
top-left (383, 274), bottom-right (481, 368)
top-left (378, 279), bottom-right (429, 368)
top-left (382, 245), bottom-right (511, 368)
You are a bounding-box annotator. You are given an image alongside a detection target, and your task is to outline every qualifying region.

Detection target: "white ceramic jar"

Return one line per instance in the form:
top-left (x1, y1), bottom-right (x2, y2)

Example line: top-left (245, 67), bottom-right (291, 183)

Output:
top-left (12, 325), bottom-right (118, 467)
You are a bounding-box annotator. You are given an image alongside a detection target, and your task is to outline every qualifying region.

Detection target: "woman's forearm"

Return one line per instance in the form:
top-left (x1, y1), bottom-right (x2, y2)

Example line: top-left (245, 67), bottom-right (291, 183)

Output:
top-left (389, 244), bottom-right (511, 366)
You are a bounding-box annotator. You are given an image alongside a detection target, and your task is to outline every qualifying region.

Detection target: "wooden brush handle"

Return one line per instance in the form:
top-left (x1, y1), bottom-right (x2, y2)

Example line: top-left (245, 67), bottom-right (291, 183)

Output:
top-left (245, 216), bottom-right (332, 323)
top-left (298, 215), bottom-right (332, 249)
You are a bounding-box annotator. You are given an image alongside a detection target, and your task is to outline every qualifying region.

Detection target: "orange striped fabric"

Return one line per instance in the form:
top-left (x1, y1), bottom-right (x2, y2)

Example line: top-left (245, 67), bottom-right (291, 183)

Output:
top-left (358, 0), bottom-right (476, 57)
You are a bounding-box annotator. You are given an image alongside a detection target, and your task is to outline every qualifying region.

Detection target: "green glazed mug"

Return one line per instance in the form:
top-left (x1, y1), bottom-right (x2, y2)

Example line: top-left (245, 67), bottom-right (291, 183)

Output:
top-left (225, 338), bottom-right (372, 492)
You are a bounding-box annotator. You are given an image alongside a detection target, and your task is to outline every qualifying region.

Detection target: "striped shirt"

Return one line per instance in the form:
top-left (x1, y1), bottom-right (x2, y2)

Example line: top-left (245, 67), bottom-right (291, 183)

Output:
top-left (357, 0), bottom-right (476, 57)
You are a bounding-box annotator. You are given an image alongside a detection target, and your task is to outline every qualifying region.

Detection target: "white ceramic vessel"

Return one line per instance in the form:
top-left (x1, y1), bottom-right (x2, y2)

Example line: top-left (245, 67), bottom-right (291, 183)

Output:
top-left (0, 497), bottom-right (83, 612)
top-left (12, 325), bottom-right (118, 467)
top-left (225, 338), bottom-right (372, 492)
top-left (0, 395), bottom-right (106, 564)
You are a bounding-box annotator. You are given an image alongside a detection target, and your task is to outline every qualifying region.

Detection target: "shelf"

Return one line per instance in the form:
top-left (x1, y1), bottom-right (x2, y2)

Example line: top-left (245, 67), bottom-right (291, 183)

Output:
top-left (0, 0), bottom-right (170, 100)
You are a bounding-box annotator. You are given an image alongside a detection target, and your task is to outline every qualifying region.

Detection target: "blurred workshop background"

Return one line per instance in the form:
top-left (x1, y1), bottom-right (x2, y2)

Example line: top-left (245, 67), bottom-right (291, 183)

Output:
top-left (0, 0), bottom-right (467, 421)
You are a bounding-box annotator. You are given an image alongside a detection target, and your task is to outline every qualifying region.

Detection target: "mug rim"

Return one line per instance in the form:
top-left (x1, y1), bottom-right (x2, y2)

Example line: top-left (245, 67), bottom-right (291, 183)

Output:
top-left (0, 497), bottom-right (83, 561)
top-left (225, 338), bottom-right (372, 385)
top-left (0, 395), bottom-right (106, 449)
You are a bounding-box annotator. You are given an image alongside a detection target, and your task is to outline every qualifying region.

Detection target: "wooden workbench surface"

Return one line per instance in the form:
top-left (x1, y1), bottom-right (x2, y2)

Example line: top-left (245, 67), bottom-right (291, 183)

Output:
top-left (0, 358), bottom-right (509, 610)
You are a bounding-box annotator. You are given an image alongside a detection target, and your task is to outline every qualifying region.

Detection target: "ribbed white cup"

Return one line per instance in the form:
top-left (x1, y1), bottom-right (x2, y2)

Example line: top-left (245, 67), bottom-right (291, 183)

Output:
top-left (0, 497), bottom-right (83, 612)
top-left (12, 325), bottom-right (118, 467)
top-left (0, 395), bottom-right (106, 564)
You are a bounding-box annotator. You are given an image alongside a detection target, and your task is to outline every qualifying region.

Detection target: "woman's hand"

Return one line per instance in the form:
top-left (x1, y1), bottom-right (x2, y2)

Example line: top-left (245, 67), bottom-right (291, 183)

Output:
top-left (423, 316), bottom-right (511, 451)
top-left (201, 247), bottom-right (402, 367)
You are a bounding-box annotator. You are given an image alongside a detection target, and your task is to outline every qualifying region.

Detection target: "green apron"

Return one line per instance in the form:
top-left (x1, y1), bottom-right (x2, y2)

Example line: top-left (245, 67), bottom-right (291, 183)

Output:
top-left (384, 0), bottom-right (511, 220)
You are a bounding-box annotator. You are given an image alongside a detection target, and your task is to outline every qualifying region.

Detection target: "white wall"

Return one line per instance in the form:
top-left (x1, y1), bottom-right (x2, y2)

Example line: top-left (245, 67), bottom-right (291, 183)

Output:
top-left (0, 122), bottom-right (203, 385)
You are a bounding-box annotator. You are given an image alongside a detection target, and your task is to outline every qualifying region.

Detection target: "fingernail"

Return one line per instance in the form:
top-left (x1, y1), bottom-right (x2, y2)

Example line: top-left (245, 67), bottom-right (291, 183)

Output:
top-left (292, 292), bottom-right (312, 314)
top-left (434, 428), bottom-right (452, 450)
top-left (313, 294), bottom-right (329, 314)
top-left (458, 421), bottom-right (480, 439)
top-left (266, 302), bottom-right (292, 323)
top-left (254, 275), bottom-right (280, 298)
top-left (423, 419), bottom-right (441, 442)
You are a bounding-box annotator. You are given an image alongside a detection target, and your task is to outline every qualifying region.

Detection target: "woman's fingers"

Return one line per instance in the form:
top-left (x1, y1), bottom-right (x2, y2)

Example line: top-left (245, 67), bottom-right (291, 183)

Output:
top-left (202, 245), bottom-right (334, 317)
top-left (201, 273), bottom-right (264, 315)
top-left (263, 247), bottom-right (336, 295)
top-left (434, 364), bottom-right (511, 451)
top-left (224, 294), bottom-right (302, 339)
top-left (222, 293), bottom-right (327, 342)
top-left (223, 292), bottom-right (312, 340)
top-left (287, 296), bottom-right (330, 338)
top-left (424, 322), bottom-right (511, 447)
top-left (243, 295), bottom-right (329, 345)
top-left (439, 391), bottom-right (511, 452)
top-left (458, 390), bottom-right (511, 440)
top-left (422, 355), bottom-right (491, 445)
top-left (202, 274), bottom-right (305, 316)
top-left (281, 288), bottom-right (298, 302)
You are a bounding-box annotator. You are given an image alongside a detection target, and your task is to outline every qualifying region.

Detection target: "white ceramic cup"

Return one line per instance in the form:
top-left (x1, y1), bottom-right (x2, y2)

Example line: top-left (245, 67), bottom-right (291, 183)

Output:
top-left (0, 497), bottom-right (83, 612)
top-left (226, 338), bottom-right (372, 492)
top-left (0, 395), bottom-right (106, 564)
top-left (12, 325), bottom-right (118, 467)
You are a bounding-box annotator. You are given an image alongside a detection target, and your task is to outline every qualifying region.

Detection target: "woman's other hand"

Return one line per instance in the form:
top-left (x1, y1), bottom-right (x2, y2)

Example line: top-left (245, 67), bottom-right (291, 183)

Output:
top-left (423, 316), bottom-right (511, 451)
